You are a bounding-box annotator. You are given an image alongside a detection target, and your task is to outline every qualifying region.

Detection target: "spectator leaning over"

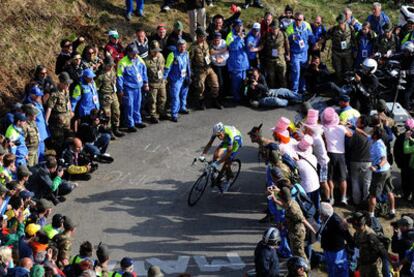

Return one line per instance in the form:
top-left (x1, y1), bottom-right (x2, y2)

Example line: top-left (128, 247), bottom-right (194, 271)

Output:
top-left (349, 115), bottom-right (372, 206)
top-left (260, 20), bottom-right (289, 89)
top-left (321, 107), bottom-right (352, 205)
top-left (189, 27), bottom-right (222, 110)
top-left (145, 41), bottom-right (168, 123)
top-left (210, 32), bottom-right (229, 101)
top-left (5, 113), bottom-right (29, 167)
top-left (125, 0), bottom-right (144, 21)
top-left (286, 12), bottom-right (315, 95)
top-left (132, 28), bottom-right (149, 59)
top-left (303, 109), bottom-right (330, 203)
top-left (186, 0), bottom-right (206, 40)
top-left (367, 127), bottom-right (396, 219)
top-left (226, 19), bottom-right (250, 103)
top-left (319, 202), bottom-right (353, 277)
top-left (366, 2), bottom-right (390, 36)
top-left (343, 7), bottom-right (362, 32)
top-left (163, 39), bottom-right (191, 123)
top-left (117, 45), bottom-right (149, 132)
top-left (104, 30), bottom-right (124, 64)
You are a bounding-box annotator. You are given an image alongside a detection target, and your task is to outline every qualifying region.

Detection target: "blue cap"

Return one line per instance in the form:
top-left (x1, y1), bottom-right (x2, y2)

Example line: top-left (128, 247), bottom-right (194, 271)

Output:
top-left (234, 19), bottom-right (243, 26)
top-left (214, 32), bottom-right (222, 38)
top-left (120, 257), bottom-right (134, 268)
top-left (127, 44), bottom-right (139, 54)
top-left (19, 190), bottom-right (35, 200)
top-left (30, 86), bottom-right (44, 97)
top-left (339, 94), bottom-right (350, 102)
top-left (15, 113), bottom-right (27, 122)
top-left (83, 68), bottom-right (96, 79)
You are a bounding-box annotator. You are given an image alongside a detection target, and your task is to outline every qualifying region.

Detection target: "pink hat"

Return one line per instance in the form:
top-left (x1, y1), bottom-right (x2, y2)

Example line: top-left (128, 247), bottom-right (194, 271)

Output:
top-left (305, 109), bottom-right (319, 126)
top-left (406, 118), bottom-right (414, 130)
top-left (321, 107), bottom-right (339, 127)
top-left (296, 134), bottom-right (314, 154)
top-left (272, 117), bottom-right (291, 137)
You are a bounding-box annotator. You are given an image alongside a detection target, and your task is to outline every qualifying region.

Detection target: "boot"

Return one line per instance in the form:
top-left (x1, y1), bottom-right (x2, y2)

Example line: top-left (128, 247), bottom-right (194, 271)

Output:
top-left (113, 127), bottom-right (125, 137)
top-left (212, 98), bottom-right (223, 110)
top-left (197, 99), bottom-right (206, 110)
top-left (110, 131), bottom-right (116, 141)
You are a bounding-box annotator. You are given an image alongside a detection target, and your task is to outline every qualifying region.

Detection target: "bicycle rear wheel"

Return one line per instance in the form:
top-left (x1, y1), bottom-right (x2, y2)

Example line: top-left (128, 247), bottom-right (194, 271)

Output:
top-left (188, 173), bottom-right (209, 206)
top-left (228, 159), bottom-right (241, 190)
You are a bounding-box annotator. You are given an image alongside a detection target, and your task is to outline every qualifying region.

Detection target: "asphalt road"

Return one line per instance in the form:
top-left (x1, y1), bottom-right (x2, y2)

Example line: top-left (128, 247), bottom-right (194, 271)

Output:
top-left (54, 105), bottom-right (301, 276)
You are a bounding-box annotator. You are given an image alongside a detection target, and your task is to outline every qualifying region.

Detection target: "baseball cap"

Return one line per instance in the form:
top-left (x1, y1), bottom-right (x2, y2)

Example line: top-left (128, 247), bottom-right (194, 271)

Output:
top-left (214, 32), bottom-right (222, 39)
top-left (108, 30), bottom-right (119, 39)
top-left (83, 68), bottom-right (96, 79)
top-left (30, 86), bottom-right (44, 97)
top-left (14, 113), bottom-right (27, 122)
top-left (252, 22), bottom-right (261, 30)
top-left (25, 223), bottom-right (41, 236)
top-left (63, 216), bottom-right (76, 230)
top-left (234, 19), bottom-right (243, 26)
top-left (195, 27), bottom-right (208, 37)
top-left (157, 23), bottom-right (166, 31)
top-left (59, 72), bottom-right (73, 84)
top-left (150, 40), bottom-right (162, 52)
top-left (174, 21), bottom-right (184, 30)
top-left (336, 13), bottom-right (346, 23)
top-left (17, 165), bottom-right (32, 179)
top-left (19, 190), bottom-right (35, 200)
top-left (397, 216), bottom-right (414, 228)
top-left (339, 94), bottom-right (350, 102)
top-left (120, 257), bottom-right (134, 268)
top-left (127, 44), bottom-right (139, 54)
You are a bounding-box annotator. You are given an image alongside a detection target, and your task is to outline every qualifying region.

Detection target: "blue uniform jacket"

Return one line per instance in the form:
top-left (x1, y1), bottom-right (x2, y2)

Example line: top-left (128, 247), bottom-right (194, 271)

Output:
top-left (71, 78), bottom-right (100, 118)
top-left (226, 30), bottom-right (250, 72)
top-left (246, 31), bottom-right (261, 60)
top-left (286, 22), bottom-right (315, 55)
top-left (117, 55), bottom-right (148, 90)
top-left (163, 50), bottom-right (191, 82)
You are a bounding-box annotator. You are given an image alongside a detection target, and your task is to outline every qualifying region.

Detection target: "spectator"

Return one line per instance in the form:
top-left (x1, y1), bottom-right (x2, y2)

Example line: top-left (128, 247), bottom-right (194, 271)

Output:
top-left (391, 216), bottom-right (414, 275)
top-left (132, 28), bottom-right (149, 59)
top-left (403, 127), bottom-right (414, 199)
top-left (260, 12), bottom-right (273, 37)
top-left (321, 107), bottom-right (352, 205)
top-left (343, 7), bottom-right (362, 32)
top-left (149, 24), bottom-right (169, 57)
top-left (105, 30), bottom-right (125, 64)
top-left (319, 202), bottom-right (353, 277)
top-left (148, 265), bottom-right (164, 277)
top-left (71, 68), bottom-right (100, 119)
top-left (243, 0), bottom-right (263, 9)
top-left (246, 23), bottom-right (261, 68)
top-left (125, 0), bottom-right (144, 20)
top-left (186, 0), bottom-right (206, 40)
top-left (23, 107), bottom-right (40, 167)
top-left (166, 21), bottom-right (193, 54)
top-left (28, 156), bottom-right (77, 205)
top-left (286, 256), bottom-right (309, 277)
top-left (0, 153), bottom-right (16, 186)
top-left (53, 216), bottom-right (76, 268)
top-left (279, 5), bottom-right (294, 31)
top-left (145, 41), bottom-right (168, 123)
top-left (349, 115), bottom-right (372, 206)
top-left (117, 45), bottom-right (149, 132)
top-left (246, 68), bottom-right (301, 108)
top-left (81, 46), bottom-right (103, 73)
top-left (310, 15), bottom-right (327, 57)
top-left (226, 19), bottom-right (250, 102)
top-left (260, 20), bottom-right (289, 89)
top-left (55, 37), bottom-right (84, 75)
top-left (163, 40), bottom-right (191, 122)
top-left (338, 95), bottom-right (360, 126)
top-left (210, 32), bottom-right (229, 102)
top-left (64, 53), bottom-right (85, 88)
top-left (61, 138), bottom-right (94, 181)
top-left (206, 9), bottom-right (241, 42)
top-left (354, 22), bottom-right (377, 69)
top-left (374, 23), bottom-right (399, 57)
top-left (286, 12), bottom-right (315, 94)
top-left (366, 2), bottom-right (390, 36)
top-left (189, 27), bottom-right (222, 110)
top-left (30, 65), bottom-right (57, 104)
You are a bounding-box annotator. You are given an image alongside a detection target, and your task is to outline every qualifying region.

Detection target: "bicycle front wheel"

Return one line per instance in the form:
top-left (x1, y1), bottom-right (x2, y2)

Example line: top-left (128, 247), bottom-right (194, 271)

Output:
top-left (228, 159), bottom-right (241, 190)
top-left (188, 173), bottom-right (209, 206)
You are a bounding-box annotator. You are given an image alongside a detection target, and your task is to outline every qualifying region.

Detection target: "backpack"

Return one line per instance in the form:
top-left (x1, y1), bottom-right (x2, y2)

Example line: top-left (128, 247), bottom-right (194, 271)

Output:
top-left (293, 184), bottom-right (316, 220)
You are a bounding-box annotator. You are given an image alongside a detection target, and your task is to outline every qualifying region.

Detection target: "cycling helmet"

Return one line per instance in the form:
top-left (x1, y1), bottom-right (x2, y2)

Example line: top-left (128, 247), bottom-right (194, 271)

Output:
top-left (287, 256), bottom-right (309, 273)
top-left (361, 58), bottom-right (378, 74)
top-left (213, 122), bottom-right (225, 135)
top-left (402, 41), bottom-right (414, 55)
top-left (262, 227), bottom-right (281, 246)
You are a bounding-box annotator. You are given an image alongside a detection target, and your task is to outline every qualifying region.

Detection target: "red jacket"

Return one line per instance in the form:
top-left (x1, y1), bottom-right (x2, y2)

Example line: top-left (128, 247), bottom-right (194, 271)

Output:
top-left (105, 42), bottom-right (125, 64)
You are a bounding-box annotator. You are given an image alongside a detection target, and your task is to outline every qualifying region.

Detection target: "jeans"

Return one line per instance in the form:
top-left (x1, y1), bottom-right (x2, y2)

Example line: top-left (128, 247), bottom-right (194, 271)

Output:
top-left (350, 161), bottom-right (372, 205)
top-left (259, 88), bottom-right (302, 107)
top-left (84, 133), bottom-right (111, 156)
top-left (291, 53), bottom-right (308, 94)
top-left (126, 0), bottom-right (144, 15)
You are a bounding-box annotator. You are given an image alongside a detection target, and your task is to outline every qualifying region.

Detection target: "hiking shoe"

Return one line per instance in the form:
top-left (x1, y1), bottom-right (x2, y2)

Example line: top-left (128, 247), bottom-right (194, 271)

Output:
top-left (113, 128), bottom-right (125, 137)
top-left (135, 123), bottom-right (147, 129)
top-left (126, 127), bottom-right (137, 133)
top-left (179, 109), bottom-right (190, 115)
top-left (159, 114), bottom-right (170, 120)
top-left (387, 213), bottom-right (396, 220)
top-left (148, 116), bottom-right (159, 124)
top-left (171, 117), bottom-right (178, 123)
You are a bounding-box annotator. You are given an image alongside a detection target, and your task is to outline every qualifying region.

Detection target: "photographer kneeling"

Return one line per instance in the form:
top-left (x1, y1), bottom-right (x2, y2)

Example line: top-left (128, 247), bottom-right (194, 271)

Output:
top-left (28, 156), bottom-right (77, 205)
top-left (246, 68), bottom-right (302, 109)
top-left (61, 137), bottom-right (98, 181)
top-left (77, 109), bottom-right (114, 163)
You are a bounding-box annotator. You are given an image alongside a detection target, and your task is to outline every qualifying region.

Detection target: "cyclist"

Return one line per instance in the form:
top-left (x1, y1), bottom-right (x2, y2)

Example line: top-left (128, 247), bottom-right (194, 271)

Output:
top-left (199, 122), bottom-right (243, 191)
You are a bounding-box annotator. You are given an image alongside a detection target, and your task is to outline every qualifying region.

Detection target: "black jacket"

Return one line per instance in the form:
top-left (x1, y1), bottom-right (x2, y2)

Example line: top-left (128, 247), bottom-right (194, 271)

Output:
top-left (254, 241), bottom-right (279, 277)
top-left (185, 0), bottom-right (204, 10)
top-left (246, 75), bottom-right (269, 101)
top-left (320, 213), bottom-right (354, 252)
top-left (27, 163), bottom-right (55, 199)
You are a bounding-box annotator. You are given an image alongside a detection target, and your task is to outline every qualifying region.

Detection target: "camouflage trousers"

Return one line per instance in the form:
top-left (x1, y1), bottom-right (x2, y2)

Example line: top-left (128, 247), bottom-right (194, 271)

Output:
top-left (49, 113), bottom-right (71, 139)
top-left (359, 259), bottom-right (383, 277)
top-left (332, 50), bottom-right (353, 83)
top-left (27, 147), bottom-right (39, 167)
top-left (193, 67), bottom-right (219, 100)
top-left (148, 83), bottom-right (167, 117)
top-left (101, 94), bottom-right (121, 128)
top-left (288, 225), bottom-right (307, 262)
top-left (264, 58), bottom-right (287, 89)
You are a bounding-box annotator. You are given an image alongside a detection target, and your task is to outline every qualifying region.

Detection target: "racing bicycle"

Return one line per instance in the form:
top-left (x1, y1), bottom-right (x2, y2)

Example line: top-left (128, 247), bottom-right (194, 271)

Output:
top-left (187, 157), bottom-right (241, 206)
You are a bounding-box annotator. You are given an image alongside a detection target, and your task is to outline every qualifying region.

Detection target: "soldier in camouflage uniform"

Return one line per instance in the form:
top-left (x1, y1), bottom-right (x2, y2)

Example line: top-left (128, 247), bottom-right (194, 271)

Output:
top-left (145, 41), bottom-right (168, 123)
top-left (24, 105), bottom-right (40, 167)
top-left (189, 27), bottom-right (222, 110)
top-left (95, 57), bottom-right (124, 137)
top-left (323, 13), bottom-right (356, 83)
top-left (260, 20), bottom-right (290, 89)
top-left (53, 216), bottom-right (76, 268)
top-left (374, 23), bottom-right (399, 57)
top-left (45, 72), bottom-right (73, 143)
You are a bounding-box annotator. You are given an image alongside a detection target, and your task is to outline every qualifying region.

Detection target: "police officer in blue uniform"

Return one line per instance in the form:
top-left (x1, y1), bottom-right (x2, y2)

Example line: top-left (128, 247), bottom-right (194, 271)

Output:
top-left (71, 68), bottom-right (100, 119)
